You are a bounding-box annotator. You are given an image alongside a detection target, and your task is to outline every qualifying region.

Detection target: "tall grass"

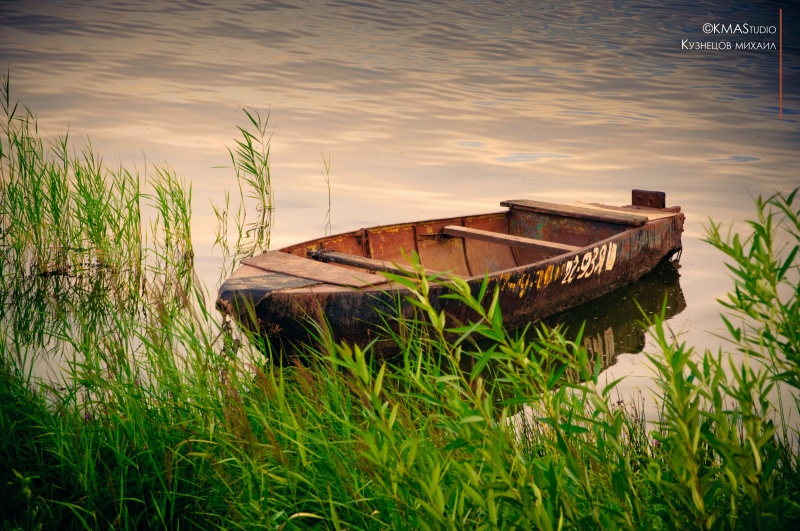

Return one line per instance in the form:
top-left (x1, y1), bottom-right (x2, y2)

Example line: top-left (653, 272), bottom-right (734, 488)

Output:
top-left (1, 77), bottom-right (799, 529)
top-left (0, 73), bottom-right (197, 367)
top-left (213, 108), bottom-right (274, 282)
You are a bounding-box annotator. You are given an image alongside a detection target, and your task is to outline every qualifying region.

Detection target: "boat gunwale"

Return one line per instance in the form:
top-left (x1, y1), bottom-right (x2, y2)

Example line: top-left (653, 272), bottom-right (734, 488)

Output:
top-left (263, 215), bottom-right (680, 295)
top-left (277, 204), bottom-right (680, 263)
top-left (278, 210), bottom-right (506, 255)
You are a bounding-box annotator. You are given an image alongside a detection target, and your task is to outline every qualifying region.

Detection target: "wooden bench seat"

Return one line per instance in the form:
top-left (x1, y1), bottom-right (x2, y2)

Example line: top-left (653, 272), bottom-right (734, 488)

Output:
top-left (308, 250), bottom-right (446, 277)
top-left (243, 251), bottom-right (388, 288)
top-left (443, 225), bottom-right (582, 254)
top-left (500, 199), bottom-right (649, 227)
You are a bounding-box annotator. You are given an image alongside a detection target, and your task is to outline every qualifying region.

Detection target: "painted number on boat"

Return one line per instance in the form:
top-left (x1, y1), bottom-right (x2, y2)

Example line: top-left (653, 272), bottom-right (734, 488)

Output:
top-left (529, 241), bottom-right (619, 292)
top-left (560, 242), bottom-right (618, 285)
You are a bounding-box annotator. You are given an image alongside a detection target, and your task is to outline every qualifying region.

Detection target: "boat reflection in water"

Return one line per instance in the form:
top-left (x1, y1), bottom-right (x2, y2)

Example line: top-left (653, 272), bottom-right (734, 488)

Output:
top-left (539, 259), bottom-right (686, 374)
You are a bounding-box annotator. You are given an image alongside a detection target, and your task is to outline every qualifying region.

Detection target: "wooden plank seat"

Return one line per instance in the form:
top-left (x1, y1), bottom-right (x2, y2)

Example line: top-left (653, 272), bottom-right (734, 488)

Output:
top-left (500, 199), bottom-right (649, 227)
top-left (571, 201), bottom-right (681, 219)
top-left (242, 251), bottom-right (388, 288)
top-left (443, 225), bottom-right (582, 254)
top-left (308, 250), bottom-right (446, 277)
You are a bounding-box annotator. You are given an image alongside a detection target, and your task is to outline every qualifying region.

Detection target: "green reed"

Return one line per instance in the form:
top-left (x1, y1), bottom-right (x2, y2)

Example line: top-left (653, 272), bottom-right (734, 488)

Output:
top-left (322, 152), bottom-right (332, 237)
top-left (1, 77), bottom-right (799, 529)
top-left (213, 107), bottom-right (275, 282)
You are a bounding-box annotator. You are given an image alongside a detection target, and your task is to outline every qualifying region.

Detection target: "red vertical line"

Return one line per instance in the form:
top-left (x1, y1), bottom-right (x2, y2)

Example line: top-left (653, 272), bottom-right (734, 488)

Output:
top-left (780, 8), bottom-right (783, 119)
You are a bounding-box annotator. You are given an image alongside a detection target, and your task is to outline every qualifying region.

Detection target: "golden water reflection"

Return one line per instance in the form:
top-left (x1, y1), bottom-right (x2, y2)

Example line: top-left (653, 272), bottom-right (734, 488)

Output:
top-left (0, 0), bottom-right (796, 381)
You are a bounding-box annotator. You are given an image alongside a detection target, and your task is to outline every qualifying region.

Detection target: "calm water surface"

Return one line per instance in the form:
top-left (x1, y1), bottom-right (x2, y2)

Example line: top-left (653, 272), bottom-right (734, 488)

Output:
top-left (2, 0), bottom-right (798, 408)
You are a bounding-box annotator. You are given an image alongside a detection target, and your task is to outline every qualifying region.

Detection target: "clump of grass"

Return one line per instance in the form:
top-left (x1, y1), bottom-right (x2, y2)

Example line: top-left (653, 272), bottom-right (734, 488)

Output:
top-left (213, 108), bottom-right (274, 282)
top-left (1, 77), bottom-right (799, 529)
top-left (0, 72), bottom-right (198, 372)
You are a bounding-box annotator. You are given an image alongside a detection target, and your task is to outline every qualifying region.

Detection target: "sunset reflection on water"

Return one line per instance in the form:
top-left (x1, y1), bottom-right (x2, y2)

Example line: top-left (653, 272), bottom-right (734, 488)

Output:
top-left (1, 0), bottom-right (796, 404)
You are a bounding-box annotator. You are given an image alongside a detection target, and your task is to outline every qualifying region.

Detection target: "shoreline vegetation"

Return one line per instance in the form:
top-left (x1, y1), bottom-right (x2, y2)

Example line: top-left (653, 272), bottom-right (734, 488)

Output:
top-left (2, 75), bottom-right (799, 529)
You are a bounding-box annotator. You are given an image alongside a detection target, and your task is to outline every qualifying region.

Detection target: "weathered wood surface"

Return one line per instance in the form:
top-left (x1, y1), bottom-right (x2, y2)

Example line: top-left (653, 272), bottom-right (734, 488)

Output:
top-left (442, 225), bottom-right (581, 254)
top-left (308, 250), bottom-right (438, 276)
top-left (243, 251), bottom-right (388, 288)
top-left (632, 189), bottom-right (666, 209)
top-left (500, 199), bottom-right (649, 227)
top-left (570, 202), bottom-right (681, 220)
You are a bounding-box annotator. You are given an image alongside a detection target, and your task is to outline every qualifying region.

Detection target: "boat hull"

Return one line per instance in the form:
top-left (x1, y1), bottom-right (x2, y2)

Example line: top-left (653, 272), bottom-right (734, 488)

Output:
top-left (217, 198), bottom-right (684, 354)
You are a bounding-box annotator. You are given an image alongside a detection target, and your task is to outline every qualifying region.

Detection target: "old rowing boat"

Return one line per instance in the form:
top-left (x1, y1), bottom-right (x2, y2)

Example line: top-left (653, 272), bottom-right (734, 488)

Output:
top-left (216, 189), bottom-right (684, 353)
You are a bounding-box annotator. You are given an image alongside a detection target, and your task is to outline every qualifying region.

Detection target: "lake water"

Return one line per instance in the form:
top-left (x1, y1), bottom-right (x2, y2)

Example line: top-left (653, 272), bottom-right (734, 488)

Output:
top-left (1, 0), bottom-right (798, 410)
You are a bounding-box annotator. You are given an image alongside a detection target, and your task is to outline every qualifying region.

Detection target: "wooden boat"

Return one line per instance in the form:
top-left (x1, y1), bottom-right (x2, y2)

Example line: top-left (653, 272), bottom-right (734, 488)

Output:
top-left (217, 189), bottom-right (684, 353)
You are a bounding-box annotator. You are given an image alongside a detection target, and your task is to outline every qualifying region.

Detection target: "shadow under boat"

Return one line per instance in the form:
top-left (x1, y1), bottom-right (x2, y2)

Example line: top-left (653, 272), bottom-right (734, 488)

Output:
top-left (456, 258), bottom-right (686, 395)
top-left (538, 258), bottom-right (686, 372)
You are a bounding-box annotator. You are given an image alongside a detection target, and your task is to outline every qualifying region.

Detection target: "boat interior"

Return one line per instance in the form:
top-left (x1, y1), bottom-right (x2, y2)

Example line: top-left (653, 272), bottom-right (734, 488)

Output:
top-left (272, 198), bottom-right (679, 280)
